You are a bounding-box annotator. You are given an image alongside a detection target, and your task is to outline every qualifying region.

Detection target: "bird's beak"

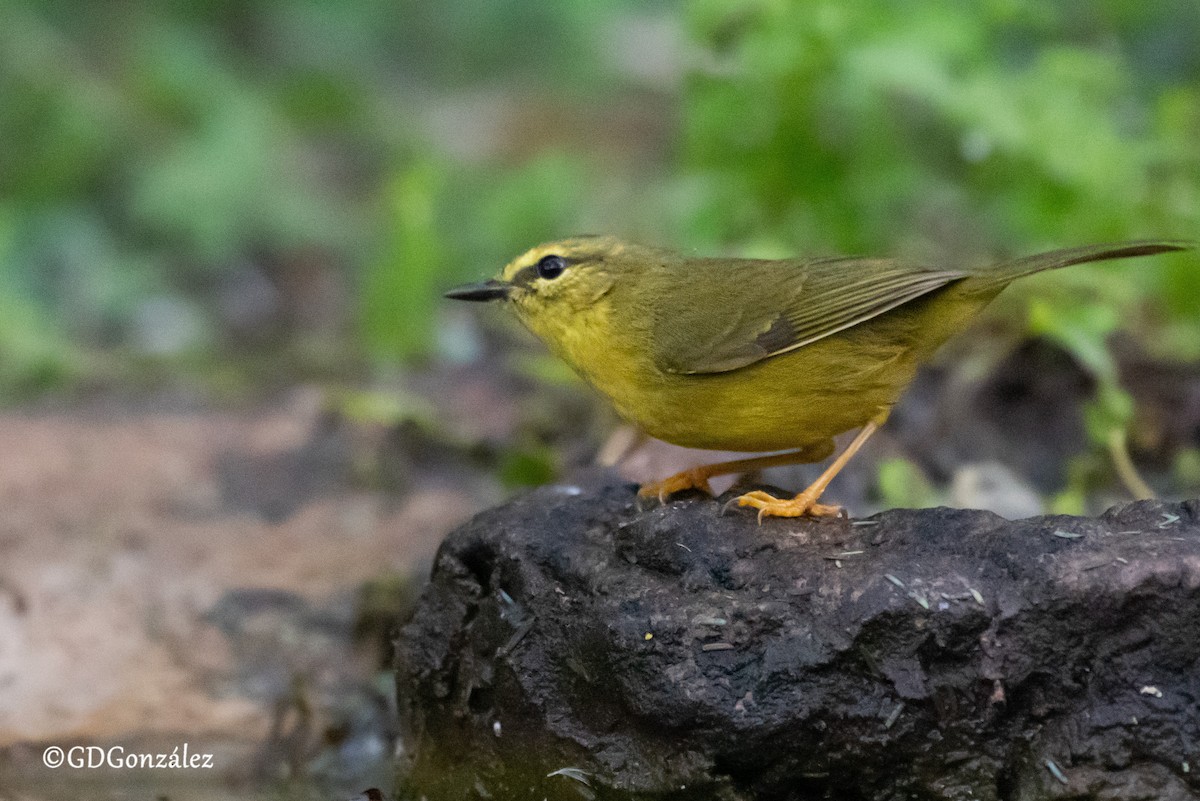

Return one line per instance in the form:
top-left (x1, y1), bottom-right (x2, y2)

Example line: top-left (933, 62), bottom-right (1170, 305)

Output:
top-left (444, 279), bottom-right (512, 302)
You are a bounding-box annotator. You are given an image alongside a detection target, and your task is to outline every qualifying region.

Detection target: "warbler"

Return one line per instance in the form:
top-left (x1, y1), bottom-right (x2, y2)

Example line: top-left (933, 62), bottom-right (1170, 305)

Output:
top-left (446, 236), bottom-right (1191, 520)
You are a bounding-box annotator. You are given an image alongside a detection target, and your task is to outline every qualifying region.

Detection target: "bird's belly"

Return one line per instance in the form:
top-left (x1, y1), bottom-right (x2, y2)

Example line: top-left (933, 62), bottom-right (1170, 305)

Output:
top-left (602, 339), bottom-right (917, 452)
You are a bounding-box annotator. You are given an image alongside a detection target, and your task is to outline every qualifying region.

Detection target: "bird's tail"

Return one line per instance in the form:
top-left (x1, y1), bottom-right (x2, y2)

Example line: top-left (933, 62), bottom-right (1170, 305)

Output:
top-left (967, 239), bottom-right (1193, 290)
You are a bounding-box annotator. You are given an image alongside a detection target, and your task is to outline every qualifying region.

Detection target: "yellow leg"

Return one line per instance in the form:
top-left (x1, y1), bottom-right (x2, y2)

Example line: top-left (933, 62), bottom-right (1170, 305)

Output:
top-left (736, 410), bottom-right (889, 522)
top-left (638, 440), bottom-right (836, 503)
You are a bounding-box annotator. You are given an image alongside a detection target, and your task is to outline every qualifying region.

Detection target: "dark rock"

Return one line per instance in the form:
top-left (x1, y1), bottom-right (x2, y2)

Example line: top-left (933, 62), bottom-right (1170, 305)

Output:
top-left (394, 483), bottom-right (1200, 800)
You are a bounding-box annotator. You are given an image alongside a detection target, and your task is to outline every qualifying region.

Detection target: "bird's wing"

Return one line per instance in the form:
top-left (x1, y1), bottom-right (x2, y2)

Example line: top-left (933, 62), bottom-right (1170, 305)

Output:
top-left (652, 257), bottom-right (966, 375)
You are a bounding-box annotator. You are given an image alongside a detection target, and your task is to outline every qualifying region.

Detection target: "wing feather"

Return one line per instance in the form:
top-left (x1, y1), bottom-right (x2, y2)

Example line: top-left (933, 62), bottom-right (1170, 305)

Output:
top-left (654, 257), bottom-right (965, 375)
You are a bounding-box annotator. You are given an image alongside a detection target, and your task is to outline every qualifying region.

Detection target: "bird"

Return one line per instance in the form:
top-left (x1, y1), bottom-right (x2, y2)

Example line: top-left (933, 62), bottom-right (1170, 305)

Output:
top-left (446, 236), bottom-right (1192, 520)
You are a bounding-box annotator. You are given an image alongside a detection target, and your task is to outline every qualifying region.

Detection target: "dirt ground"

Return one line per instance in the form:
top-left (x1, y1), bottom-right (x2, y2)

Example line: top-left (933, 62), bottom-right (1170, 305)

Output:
top-left (0, 390), bottom-right (485, 797)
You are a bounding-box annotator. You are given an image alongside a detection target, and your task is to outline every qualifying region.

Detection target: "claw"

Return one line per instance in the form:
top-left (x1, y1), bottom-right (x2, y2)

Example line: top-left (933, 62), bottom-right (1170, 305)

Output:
top-left (638, 469), bottom-right (714, 504)
top-left (719, 495), bottom-right (744, 516)
top-left (735, 489), bottom-right (843, 521)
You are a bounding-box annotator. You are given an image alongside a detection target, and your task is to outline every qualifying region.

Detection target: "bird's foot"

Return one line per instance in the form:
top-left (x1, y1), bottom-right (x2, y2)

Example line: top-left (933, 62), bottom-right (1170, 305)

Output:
top-left (638, 469), bottom-right (714, 503)
top-left (733, 489), bottom-right (842, 523)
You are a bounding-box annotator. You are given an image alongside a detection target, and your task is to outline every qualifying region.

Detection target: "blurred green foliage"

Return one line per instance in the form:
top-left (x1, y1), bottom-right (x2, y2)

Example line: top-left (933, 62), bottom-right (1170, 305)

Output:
top-left (1, 0), bottom-right (1197, 424)
top-left (0, 0), bottom-right (657, 388)
top-left (875, 456), bottom-right (940, 510)
top-left (681, 0), bottom-right (1199, 254)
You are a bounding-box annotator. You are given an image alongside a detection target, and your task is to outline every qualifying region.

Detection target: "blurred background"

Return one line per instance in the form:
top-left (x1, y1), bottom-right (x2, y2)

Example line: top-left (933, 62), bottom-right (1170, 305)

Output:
top-left (1, 0), bottom-right (1198, 797)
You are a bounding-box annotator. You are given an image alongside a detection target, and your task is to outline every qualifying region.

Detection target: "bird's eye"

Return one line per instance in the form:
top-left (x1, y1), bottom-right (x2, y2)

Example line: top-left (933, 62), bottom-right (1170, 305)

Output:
top-left (536, 254), bottom-right (567, 280)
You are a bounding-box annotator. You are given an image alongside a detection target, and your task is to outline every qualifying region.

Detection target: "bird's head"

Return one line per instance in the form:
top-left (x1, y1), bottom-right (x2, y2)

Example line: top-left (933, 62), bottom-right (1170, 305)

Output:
top-left (446, 236), bottom-right (649, 345)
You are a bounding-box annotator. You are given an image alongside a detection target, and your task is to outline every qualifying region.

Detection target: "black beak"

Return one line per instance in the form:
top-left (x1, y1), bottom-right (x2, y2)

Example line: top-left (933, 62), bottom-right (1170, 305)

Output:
top-left (444, 280), bottom-right (512, 302)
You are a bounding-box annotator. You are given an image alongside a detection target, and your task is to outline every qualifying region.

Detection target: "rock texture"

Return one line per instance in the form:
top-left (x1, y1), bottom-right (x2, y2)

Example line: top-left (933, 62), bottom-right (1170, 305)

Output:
top-left (395, 481), bottom-right (1200, 801)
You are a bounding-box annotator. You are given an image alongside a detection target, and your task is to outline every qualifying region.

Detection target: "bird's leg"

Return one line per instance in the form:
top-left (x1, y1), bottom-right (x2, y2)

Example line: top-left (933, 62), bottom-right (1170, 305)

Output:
top-left (638, 441), bottom-right (836, 503)
top-left (735, 410), bottom-right (889, 522)
top-left (595, 425), bottom-right (648, 468)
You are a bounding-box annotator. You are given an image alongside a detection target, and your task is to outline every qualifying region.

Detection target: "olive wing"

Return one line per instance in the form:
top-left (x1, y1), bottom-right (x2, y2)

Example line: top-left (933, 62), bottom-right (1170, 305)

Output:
top-left (651, 257), bottom-right (966, 375)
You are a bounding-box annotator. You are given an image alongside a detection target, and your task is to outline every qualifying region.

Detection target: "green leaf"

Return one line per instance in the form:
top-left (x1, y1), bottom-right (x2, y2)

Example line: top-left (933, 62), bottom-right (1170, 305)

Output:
top-left (875, 457), bottom-right (937, 509)
top-left (361, 161), bottom-right (446, 362)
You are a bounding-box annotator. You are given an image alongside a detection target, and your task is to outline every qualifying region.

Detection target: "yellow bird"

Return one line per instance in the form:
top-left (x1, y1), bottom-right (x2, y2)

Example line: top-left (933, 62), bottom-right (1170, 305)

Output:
top-left (447, 236), bottom-right (1191, 520)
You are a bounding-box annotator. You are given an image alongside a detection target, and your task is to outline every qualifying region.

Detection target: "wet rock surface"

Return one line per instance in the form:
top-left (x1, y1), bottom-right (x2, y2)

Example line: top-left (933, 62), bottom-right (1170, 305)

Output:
top-left (395, 481), bottom-right (1200, 800)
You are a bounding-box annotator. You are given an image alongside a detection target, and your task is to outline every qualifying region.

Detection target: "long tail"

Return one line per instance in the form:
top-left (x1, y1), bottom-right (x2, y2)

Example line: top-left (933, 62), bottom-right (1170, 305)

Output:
top-left (967, 239), bottom-right (1194, 290)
